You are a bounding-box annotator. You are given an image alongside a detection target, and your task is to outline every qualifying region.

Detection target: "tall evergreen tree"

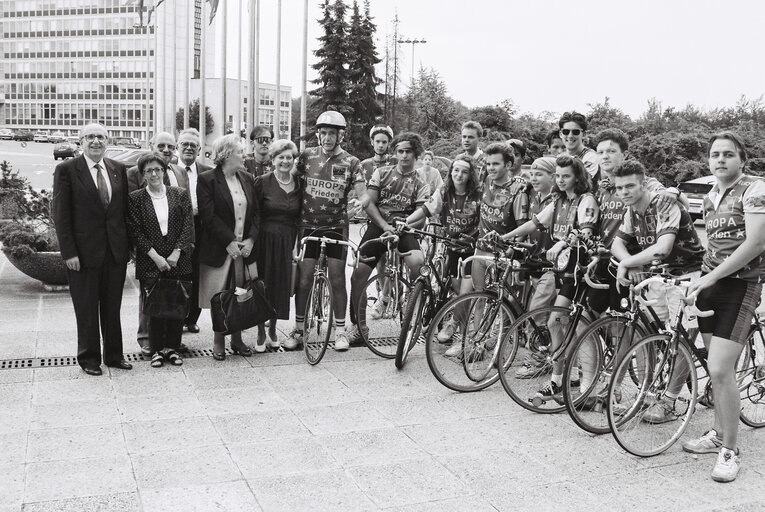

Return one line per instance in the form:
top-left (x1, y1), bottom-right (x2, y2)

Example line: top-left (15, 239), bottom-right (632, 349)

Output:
top-left (310, 0), bottom-right (351, 123)
top-left (346, 0), bottom-right (382, 155)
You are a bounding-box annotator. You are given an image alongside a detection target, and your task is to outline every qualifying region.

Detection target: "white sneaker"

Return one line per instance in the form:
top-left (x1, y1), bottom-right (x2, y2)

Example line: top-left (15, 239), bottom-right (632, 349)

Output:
top-left (711, 447), bottom-right (740, 482)
top-left (370, 298), bottom-right (389, 320)
top-left (437, 319), bottom-right (457, 343)
top-left (334, 331), bottom-right (350, 351)
top-left (682, 429), bottom-right (722, 454)
top-left (444, 341), bottom-right (463, 358)
top-left (284, 330), bottom-right (302, 351)
top-left (642, 397), bottom-right (676, 424)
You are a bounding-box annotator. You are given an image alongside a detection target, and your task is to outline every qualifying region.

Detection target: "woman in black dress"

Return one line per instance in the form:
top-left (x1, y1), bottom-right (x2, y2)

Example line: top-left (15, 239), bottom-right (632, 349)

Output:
top-left (254, 139), bottom-right (302, 350)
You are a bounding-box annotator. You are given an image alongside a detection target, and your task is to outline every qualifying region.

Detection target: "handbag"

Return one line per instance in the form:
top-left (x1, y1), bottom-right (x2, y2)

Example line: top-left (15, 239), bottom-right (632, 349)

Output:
top-left (211, 263), bottom-right (276, 335)
top-left (143, 274), bottom-right (192, 320)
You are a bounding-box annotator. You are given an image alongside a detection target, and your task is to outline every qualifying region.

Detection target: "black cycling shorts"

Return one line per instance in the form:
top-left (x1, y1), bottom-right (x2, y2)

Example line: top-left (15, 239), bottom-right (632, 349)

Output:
top-left (445, 248), bottom-right (474, 278)
top-left (586, 260), bottom-right (628, 314)
top-left (299, 227), bottom-right (348, 261)
top-left (358, 223), bottom-right (421, 267)
top-left (697, 275), bottom-right (761, 344)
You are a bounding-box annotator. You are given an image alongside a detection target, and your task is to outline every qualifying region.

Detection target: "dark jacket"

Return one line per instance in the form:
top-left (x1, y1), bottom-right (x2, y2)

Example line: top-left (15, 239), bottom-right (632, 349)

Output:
top-left (197, 167), bottom-right (260, 268)
top-left (127, 186), bottom-right (194, 280)
top-left (127, 163), bottom-right (187, 193)
top-left (52, 155), bottom-right (130, 267)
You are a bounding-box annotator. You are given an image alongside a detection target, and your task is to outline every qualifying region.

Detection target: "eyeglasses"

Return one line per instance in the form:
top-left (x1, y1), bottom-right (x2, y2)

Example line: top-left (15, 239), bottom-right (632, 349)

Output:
top-left (156, 143), bottom-right (176, 150)
top-left (560, 129), bottom-right (582, 136)
top-left (179, 142), bottom-right (198, 149)
top-left (253, 137), bottom-right (272, 145)
top-left (83, 134), bottom-right (107, 141)
top-left (144, 168), bottom-right (164, 175)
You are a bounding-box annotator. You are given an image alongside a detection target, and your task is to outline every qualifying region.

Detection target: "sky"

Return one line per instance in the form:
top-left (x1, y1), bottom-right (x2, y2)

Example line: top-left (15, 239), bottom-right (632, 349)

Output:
top-left (221, 0), bottom-right (765, 119)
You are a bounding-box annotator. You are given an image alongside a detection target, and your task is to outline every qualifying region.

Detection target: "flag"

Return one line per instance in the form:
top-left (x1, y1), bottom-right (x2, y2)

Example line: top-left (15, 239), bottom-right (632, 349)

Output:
top-left (146, 0), bottom-right (165, 25)
top-left (208, 0), bottom-right (220, 24)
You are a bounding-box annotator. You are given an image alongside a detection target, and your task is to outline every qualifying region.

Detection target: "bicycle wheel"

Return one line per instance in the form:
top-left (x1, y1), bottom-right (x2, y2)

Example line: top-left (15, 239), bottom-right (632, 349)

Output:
top-left (424, 291), bottom-right (515, 392)
top-left (357, 273), bottom-right (409, 359)
top-left (396, 280), bottom-right (428, 369)
top-left (303, 275), bottom-right (333, 365)
top-left (607, 335), bottom-right (697, 457)
top-left (496, 306), bottom-right (572, 413)
top-left (739, 327), bottom-right (765, 428)
top-left (563, 315), bottom-right (647, 434)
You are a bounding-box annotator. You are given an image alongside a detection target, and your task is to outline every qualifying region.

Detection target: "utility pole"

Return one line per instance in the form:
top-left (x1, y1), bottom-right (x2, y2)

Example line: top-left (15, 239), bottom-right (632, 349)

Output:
top-left (397, 38), bottom-right (426, 130)
top-left (391, 14), bottom-right (399, 131)
top-left (383, 37), bottom-right (389, 123)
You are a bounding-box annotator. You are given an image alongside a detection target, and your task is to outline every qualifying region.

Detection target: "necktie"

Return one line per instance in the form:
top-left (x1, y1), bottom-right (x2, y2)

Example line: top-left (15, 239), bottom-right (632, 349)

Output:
top-left (185, 166), bottom-right (192, 173)
top-left (95, 163), bottom-right (110, 208)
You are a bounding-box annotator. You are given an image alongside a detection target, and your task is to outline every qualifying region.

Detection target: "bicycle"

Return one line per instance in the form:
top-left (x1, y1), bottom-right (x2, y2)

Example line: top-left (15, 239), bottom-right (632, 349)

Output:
top-left (606, 276), bottom-right (765, 457)
top-left (296, 235), bottom-right (358, 365)
top-left (395, 226), bottom-right (473, 369)
top-left (423, 237), bottom-right (540, 392)
top-left (355, 232), bottom-right (413, 359)
top-left (496, 232), bottom-right (607, 413)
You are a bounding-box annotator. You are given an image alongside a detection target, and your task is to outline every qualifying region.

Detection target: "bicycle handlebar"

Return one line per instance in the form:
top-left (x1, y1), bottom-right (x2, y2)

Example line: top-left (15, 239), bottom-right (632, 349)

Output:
top-left (297, 236), bottom-right (358, 262)
top-left (632, 276), bottom-right (714, 318)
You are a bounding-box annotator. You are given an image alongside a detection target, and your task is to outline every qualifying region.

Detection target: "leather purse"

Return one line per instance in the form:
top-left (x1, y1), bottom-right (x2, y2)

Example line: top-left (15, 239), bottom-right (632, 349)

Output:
top-left (211, 265), bottom-right (276, 334)
top-left (143, 275), bottom-right (192, 320)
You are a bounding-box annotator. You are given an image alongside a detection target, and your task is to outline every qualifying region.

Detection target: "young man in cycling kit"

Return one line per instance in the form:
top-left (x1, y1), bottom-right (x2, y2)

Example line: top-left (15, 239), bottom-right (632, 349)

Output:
top-left (291, 111), bottom-right (365, 351)
top-left (456, 121), bottom-right (487, 183)
top-left (349, 133), bottom-right (431, 340)
top-left (558, 111), bottom-right (600, 181)
top-left (685, 132), bottom-right (765, 482)
top-left (361, 125), bottom-right (395, 181)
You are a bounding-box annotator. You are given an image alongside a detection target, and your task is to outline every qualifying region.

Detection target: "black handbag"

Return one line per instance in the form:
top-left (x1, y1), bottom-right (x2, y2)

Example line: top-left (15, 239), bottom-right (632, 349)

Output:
top-left (211, 264), bottom-right (276, 335)
top-left (143, 274), bottom-right (192, 320)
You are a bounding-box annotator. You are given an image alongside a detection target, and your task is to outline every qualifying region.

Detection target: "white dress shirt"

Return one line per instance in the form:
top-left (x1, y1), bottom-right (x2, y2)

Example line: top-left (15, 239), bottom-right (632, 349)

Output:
top-left (83, 154), bottom-right (112, 201)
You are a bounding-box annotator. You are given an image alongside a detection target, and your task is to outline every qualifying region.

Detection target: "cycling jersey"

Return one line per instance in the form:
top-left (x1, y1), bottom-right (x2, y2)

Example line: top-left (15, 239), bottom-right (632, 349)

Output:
top-left (424, 187), bottom-right (482, 246)
top-left (476, 178), bottom-right (529, 251)
top-left (367, 165), bottom-right (430, 222)
top-left (533, 192), bottom-right (598, 241)
top-left (568, 147), bottom-right (600, 180)
top-left (528, 190), bottom-right (555, 254)
top-left (702, 175), bottom-right (765, 283)
top-left (617, 193), bottom-right (704, 274)
top-left (597, 177), bottom-right (664, 247)
top-left (244, 157), bottom-right (273, 178)
top-left (456, 149), bottom-right (487, 183)
top-left (360, 154), bottom-right (394, 183)
top-left (418, 167), bottom-right (444, 200)
top-left (296, 146), bottom-right (364, 229)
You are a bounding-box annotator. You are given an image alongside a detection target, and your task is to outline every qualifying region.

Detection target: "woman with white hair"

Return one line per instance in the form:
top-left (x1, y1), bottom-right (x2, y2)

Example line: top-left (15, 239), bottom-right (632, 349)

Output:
top-left (197, 134), bottom-right (261, 360)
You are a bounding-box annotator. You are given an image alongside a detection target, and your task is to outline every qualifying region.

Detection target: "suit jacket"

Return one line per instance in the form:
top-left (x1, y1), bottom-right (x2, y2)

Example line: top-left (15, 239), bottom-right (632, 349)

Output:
top-left (52, 155), bottom-right (130, 267)
top-left (127, 164), bottom-right (186, 193)
top-left (171, 160), bottom-right (213, 193)
top-left (127, 186), bottom-right (194, 281)
top-left (197, 167), bottom-right (260, 268)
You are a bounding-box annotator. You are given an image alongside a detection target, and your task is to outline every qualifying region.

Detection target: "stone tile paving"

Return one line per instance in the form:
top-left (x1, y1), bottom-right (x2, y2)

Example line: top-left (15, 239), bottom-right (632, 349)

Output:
top-left (3, 255), bottom-right (765, 511)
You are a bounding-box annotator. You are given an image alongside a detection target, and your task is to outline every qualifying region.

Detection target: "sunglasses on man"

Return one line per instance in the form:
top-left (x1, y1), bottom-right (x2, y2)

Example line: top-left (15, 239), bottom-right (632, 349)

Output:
top-left (253, 137), bottom-right (272, 145)
top-left (560, 129), bottom-right (582, 136)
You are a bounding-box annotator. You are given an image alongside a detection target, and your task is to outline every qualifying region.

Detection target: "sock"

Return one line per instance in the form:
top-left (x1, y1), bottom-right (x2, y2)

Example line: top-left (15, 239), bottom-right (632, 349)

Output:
top-left (295, 315), bottom-right (304, 333)
top-left (335, 318), bottom-right (346, 330)
top-left (664, 392), bottom-right (678, 401)
top-left (551, 374), bottom-right (563, 386)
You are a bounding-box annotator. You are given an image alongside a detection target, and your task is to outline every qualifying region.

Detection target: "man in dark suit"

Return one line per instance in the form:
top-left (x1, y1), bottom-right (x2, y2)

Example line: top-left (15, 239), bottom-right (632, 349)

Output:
top-left (53, 123), bottom-right (132, 375)
top-left (127, 131), bottom-right (188, 353)
top-left (171, 128), bottom-right (212, 333)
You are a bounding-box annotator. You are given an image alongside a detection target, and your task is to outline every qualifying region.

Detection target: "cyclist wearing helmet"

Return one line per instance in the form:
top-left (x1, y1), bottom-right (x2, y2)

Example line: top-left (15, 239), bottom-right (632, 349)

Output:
top-left (291, 110), bottom-right (365, 351)
top-left (362, 124), bottom-right (395, 179)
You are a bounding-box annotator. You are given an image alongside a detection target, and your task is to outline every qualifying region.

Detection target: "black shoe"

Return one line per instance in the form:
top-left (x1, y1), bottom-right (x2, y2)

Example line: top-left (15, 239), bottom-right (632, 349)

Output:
top-left (213, 352), bottom-right (226, 361)
top-left (178, 342), bottom-right (190, 353)
top-left (232, 345), bottom-right (253, 357)
top-left (82, 366), bottom-right (102, 376)
top-left (185, 323), bottom-right (200, 333)
top-left (106, 359), bottom-right (133, 370)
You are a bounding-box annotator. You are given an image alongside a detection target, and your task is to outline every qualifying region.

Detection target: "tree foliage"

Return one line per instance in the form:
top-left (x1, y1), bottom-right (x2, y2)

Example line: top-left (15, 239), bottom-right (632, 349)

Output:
top-left (175, 100), bottom-right (214, 135)
top-left (310, 0), bottom-right (350, 119)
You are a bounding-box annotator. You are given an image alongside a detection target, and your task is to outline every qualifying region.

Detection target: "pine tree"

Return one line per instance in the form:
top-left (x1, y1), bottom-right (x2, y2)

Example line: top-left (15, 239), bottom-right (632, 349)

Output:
top-left (310, 0), bottom-right (351, 123)
top-left (346, 0), bottom-right (382, 155)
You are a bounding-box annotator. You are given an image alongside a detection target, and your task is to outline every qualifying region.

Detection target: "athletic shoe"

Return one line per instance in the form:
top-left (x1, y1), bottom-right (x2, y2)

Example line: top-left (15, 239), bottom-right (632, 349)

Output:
top-left (535, 381), bottom-right (563, 400)
top-left (334, 331), bottom-right (350, 351)
top-left (444, 341), bottom-right (463, 358)
top-left (437, 319), bottom-right (457, 343)
top-left (370, 298), bottom-right (389, 320)
top-left (267, 338), bottom-right (281, 350)
top-left (711, 447), bottom-right (740, 482)
top-left (346, 324), bottom-right (368, 345)
top-left (515, 350), bottom-right (550, 379)
top-left (682, 429), bottom-right (722, 454)
top-left (284, 330), bottom-right (303, 351)
top-left (642, 397), bottom-right (677, 424)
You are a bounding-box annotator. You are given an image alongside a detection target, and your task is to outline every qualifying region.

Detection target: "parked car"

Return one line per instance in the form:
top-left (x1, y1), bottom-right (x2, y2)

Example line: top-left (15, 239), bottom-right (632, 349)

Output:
top-left (678, 175), bottom-right (716, 220)
top-left (53, 143), bottom-right (80, 160)
top-left (105, 147), bottom-right (146, 167)
top-left (0, 129), bottom-right (13, 140)
top-left (64, 136), bottom-right (80, 145)
top-left (33, 131), bottom-right (49, 143)
top-left (13, 129), bottom-right (33, 141)
top-left (110, 136), bottom-right (141, 148)
top-left (49, 131), bottom-right (66, 143)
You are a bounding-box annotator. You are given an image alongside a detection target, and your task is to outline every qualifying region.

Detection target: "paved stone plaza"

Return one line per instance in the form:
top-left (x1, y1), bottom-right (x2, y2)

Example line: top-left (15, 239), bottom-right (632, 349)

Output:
top-left (1, 252), bottom-right (765, 511)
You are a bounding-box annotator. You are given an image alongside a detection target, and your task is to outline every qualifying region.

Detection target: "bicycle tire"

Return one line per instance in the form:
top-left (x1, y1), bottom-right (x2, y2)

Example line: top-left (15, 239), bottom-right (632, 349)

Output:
top-left (496, 306), bottom-right (572, 414)
top-left (303, 275), bottom-right (333, 365)
top-left (563, 315), bottom-right (647, 434)
top-left (357, 273), bottom-right (410, 359)
top-left (607, 334), bottom-right (697, 457)
top-left (424, 291), bottom-right (514, 392)
top-left (739, 327), bottom-right (765, 428)
top-left (396, 280), bottom-right (427, 369)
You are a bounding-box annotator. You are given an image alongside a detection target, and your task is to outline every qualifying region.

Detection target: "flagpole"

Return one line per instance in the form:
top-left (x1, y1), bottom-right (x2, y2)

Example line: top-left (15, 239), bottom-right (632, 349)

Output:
top-left (159, 0), bottom-right (166, 131)
top-left (200, 0), bottom-right (207, 153)
top-left (222, 0), bottom-right (227, 135)
top-left (237, 0), bottom-right (243, 138)
top-left (275, 0), bottom-right (281, 138)
top-left (183, 0), bottom-right (191, 130)
top-left (144, 8), bottom-right (151, 147)
top-left (247, 0), bottom-right (256, 131)
top-left (153, 1), bottom-right (159, 136)
top-left (300, 0), bottom-right (307, 151)
top-left (171, 0), bottom-right (177, 135)
top-left (254, 0), bottom-right (260, 128)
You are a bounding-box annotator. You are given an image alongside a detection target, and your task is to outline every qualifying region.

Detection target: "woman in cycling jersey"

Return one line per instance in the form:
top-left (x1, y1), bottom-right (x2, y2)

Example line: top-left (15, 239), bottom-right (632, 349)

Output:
top-left (685, 132), bottom-right (765, 483)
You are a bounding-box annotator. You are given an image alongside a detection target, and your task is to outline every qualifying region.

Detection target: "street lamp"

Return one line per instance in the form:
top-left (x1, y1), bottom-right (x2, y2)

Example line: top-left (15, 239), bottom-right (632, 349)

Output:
top-left (397, 38), bottom-right (426, 129)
